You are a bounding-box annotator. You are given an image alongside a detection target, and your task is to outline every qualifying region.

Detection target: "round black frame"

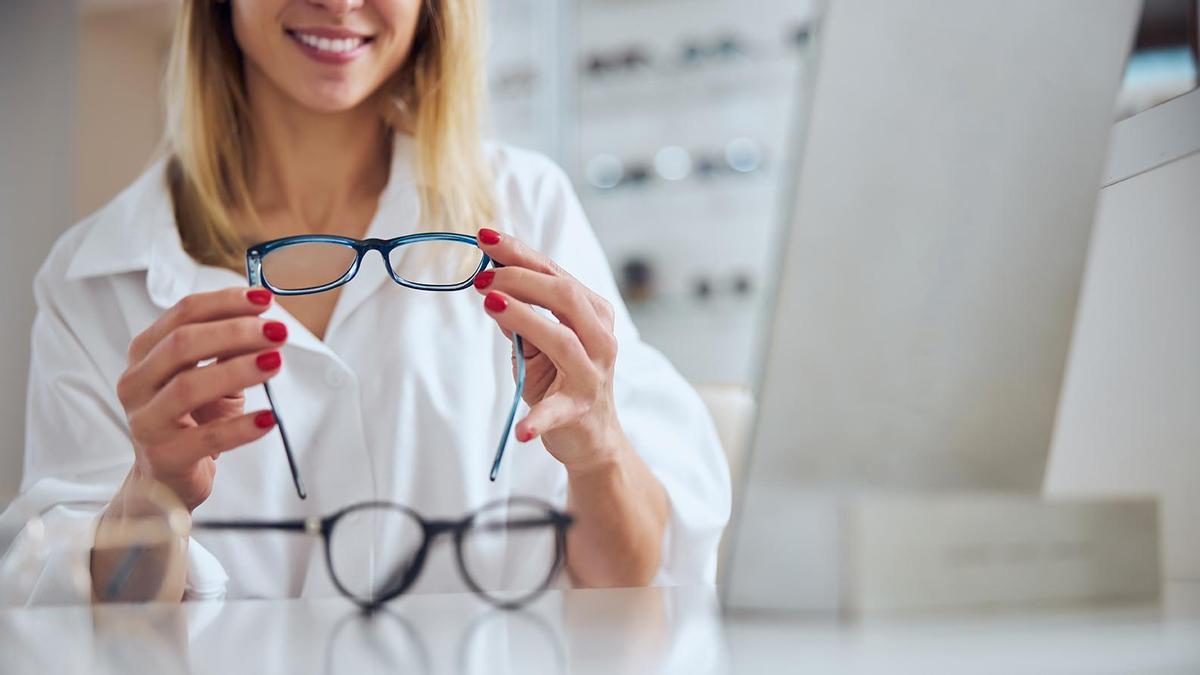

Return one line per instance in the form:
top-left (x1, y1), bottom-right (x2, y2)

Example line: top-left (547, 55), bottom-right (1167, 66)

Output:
top-left (194, 497), bottom-right (573, 612)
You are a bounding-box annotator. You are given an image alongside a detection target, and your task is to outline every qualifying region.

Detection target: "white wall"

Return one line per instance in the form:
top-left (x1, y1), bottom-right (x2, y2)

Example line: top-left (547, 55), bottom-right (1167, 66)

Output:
top-left (1046, 90), bottom-right (1200, 582)
top-left (0, 2), bottom-right (80, 505)
top-left (77, 6), bottom-right (171, 217)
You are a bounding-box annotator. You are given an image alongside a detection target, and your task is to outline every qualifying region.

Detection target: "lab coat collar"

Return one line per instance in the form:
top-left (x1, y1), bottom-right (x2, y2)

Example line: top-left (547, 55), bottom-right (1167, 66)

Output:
top-left (61, 134), bottom-right (423, 350)
top-left (64, 159), bottom-right (197, 311)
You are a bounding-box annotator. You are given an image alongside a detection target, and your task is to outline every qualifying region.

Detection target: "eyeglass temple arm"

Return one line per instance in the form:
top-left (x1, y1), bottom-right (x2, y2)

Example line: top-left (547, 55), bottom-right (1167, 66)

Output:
top-left (193, 519), bottom-right (309, 532)
top-left (489, 259), bottom-right (526, 482)
top-left (264, 381), bottom-right (307, 499)
top-left (247, 257), bottom-right (307, 501)
top-left (102, 517), bottom-right (312, 599)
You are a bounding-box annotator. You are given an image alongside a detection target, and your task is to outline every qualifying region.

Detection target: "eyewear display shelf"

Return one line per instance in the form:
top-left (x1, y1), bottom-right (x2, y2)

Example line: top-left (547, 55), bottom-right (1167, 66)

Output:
top-left (487, 0), bottom-right (822, 386)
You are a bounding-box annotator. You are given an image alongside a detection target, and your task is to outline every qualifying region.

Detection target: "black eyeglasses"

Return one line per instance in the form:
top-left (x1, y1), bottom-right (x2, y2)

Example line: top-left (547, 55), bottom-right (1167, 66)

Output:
top-left (194, 497), bottom-right (573, 611)
top-left (245, 233), bottom-right (526, 499)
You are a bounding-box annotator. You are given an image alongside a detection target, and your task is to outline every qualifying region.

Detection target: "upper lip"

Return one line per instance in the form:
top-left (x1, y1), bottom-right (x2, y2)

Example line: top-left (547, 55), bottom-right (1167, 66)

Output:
top-left (286, 26), bottom-right (373, 40)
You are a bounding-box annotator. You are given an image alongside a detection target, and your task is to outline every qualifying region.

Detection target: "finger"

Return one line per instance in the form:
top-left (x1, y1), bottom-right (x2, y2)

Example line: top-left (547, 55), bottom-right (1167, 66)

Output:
top-left (476, 228), bottom-right (569, 278)
top-left (191, 389), bottom-right (246, 426)
top-left (478, 268), bottom-right (613, 363)
top-left (510, 334), bottom-right (539, 360)
top-left (121, 317), bottom-right (288, 409)
top-left (148, 409), bottom-right (277, 474)
top-left (128, 288), bottom-right (274, 364)
top-left (482, 291), bottom-right (595, 381)
top-left (190, 352), bottom-right (248, 425)
top-left (516, 393), bottom-right (581, 442)
top-left (476, 229), bottom-right (617, 343)
top-left (132, 349), bottom-right (283, 441)
top-left (474, 267), bottom-right (611, 356)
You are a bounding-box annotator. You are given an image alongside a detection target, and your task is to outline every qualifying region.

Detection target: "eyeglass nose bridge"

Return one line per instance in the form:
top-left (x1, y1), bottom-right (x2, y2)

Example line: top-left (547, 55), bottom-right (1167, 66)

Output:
top-left (359, 237), bottom-right (391, 250)
top-left (331, 239), bottom-right (398, 292)
top-left (360, 238), bottom-right (408, 287)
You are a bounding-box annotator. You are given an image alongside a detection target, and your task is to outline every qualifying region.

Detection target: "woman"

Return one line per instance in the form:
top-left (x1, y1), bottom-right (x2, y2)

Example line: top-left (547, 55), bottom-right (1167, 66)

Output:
top-left (5, 0), bottom-right (728, 603)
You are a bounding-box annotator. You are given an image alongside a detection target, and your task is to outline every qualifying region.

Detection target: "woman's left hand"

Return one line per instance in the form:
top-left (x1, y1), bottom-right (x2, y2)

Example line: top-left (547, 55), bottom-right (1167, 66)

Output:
top-left (473, 227), bottom-right (624, 473)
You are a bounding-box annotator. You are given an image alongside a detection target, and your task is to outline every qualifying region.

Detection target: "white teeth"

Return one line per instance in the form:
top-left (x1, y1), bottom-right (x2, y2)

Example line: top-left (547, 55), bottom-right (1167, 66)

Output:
top-left (294, 32), bottom-right (364, 54)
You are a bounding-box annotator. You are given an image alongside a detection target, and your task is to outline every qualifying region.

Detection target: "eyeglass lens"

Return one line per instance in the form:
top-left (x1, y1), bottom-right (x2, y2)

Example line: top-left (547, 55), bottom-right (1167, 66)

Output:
top-left (260, 239), bottom-right (485, 291)
top-left (260, 241), bottom-right (358, 292)
top-left (458, 500), bottom-right (563, 607)
top-left (328, 504), bottom-right (427, 603)
top-left (387, 240), bottom-right (485, 286)
top-left (325, 501), bottom-right (563, 607)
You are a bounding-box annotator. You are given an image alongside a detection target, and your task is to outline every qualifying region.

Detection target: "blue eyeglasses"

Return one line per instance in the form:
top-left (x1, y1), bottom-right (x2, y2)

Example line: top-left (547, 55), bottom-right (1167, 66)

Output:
top-left (246, 232), bottom-right (526, 499)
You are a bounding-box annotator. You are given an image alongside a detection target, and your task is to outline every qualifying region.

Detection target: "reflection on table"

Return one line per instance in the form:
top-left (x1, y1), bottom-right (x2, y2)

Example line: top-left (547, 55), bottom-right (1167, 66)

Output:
top-left (2, 584), bottom-right (1199, 674)
top-left (0, 585), bottom-right (720, 675)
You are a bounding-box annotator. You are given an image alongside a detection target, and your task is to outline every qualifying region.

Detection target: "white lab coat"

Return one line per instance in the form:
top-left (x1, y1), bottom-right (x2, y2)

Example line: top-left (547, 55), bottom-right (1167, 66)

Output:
top-left (0, 137), bottom-right (730, 605)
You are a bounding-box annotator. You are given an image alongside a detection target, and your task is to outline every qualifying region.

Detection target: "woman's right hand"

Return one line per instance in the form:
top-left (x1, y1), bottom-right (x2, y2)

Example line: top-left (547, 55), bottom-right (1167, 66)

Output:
top-left (114, 287), bottom-right (288, 512)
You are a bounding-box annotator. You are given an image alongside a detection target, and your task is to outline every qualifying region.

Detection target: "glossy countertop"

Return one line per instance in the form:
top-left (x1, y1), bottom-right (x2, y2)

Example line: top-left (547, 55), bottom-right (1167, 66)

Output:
top-left (1, 583), bottom-right (1198, 674)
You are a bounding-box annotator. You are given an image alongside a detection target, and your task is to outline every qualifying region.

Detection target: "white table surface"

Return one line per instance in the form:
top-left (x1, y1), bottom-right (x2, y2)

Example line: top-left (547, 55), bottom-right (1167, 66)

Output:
top-left (1, 583), bottom-right (1197, 674)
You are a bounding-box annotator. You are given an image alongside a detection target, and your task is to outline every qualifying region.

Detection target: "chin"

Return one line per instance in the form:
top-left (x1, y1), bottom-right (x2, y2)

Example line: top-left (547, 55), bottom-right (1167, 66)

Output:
top-left (294, 82), bottom-right (375, 114)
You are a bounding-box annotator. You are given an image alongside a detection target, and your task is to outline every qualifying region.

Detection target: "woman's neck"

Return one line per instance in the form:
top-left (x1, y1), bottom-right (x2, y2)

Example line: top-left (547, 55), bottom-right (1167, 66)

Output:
top-left (244, 67), bottom-right (392, 237)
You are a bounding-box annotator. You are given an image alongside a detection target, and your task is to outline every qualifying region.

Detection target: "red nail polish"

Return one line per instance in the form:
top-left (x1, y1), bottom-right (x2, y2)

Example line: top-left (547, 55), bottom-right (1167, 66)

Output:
top-left (484, 292), bottom-right (508, 312)
top-left (478, 228), bottom-right (501, 245)
top-left (247, 289), bottom-right (272, 306)
top-left (519, 427), bottom-right (536, 442)
top-left (263, 321), bottom-right (288, 342)
top-left (256, 351), bottom-right (282, 371)
top-left (473, 270), bottom-right (495, 290)
top-left (254, 411), bottom-right (276, 429)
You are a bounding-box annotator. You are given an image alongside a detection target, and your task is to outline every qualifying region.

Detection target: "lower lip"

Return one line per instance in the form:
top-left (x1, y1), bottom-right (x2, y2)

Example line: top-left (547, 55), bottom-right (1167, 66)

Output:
top-left (287, 32), bottom-right (370, 65)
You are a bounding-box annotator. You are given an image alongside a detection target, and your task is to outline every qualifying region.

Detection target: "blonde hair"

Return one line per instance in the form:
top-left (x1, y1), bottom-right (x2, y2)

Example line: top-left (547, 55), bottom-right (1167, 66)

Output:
top-left (164, 0), bottom-right (495, 269)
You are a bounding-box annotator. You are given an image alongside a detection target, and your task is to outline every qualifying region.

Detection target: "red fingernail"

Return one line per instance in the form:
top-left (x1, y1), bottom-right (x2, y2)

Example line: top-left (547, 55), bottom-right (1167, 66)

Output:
top-left (518, 427), bottom-right (536, 442)
top-left (247, 289), bottom-right (272, 306)
top-left (484, 292), bottom-right (507, 312)
top-left (263, 321), bottom-right (288, 342)
top-left (473, 270), bottom-right (495, 290)
top-left (256, 351), bottom-right (281, 371)
top-left (254, 411), bottom-right (276, 429)
top-left (478, 228), bottom-right (501, 245)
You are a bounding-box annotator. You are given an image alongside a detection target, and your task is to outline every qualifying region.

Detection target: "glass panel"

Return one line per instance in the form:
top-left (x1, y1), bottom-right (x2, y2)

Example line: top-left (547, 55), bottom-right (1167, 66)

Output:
top-left (260, 241), bottom-right (358, 292)
top-left (0, 480), bottom-right (188, 606)
top-left (387, 240), bottom-right (484, 287)
top-left (458, 500), bottom-right (560, 605)
top-left (327, 505), bottom-right (425, 603)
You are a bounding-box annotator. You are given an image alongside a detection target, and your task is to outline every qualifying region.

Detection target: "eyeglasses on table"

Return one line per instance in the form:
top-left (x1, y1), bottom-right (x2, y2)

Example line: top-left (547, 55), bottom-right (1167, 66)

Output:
top-left (245, 232), bottom-right (526, 499)
top-left (194, 497), bottom-right (573, 611)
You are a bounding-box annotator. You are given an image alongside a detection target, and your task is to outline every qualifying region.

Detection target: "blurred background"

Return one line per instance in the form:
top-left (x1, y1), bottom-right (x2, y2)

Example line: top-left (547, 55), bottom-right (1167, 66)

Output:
top-left (1, 0), bottom-right (1197, 546)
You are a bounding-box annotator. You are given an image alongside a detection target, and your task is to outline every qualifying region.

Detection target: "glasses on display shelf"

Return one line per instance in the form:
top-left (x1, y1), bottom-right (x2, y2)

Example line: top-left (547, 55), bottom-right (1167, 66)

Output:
top-left (195, 497), bottom-right (574, 611)
top-left (583, 48), bottom-right (653, 78)
top-left (680, 35), bottom-right (747, 66)
top-left (490, 64), bottom-right (540, 98)
top-left (582, 35), bottom-right (762, 80)
top-left (245, 233), bottom-right (527, 499)
top-left (585, 139), bottom-right (766, 191)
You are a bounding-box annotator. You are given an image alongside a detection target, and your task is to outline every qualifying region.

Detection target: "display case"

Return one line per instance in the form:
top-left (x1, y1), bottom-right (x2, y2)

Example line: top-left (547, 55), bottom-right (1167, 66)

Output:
top-left (487, 0), bottom-right (822, 386)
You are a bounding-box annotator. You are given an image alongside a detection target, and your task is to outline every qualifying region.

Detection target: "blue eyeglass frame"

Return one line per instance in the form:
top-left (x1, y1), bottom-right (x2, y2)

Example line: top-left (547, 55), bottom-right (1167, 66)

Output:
top-left (245, 232), bottom-right (526, 500)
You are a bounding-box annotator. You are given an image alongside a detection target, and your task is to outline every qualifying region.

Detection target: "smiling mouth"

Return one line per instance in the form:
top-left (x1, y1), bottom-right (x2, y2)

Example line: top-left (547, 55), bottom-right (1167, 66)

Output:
top-left (285, 28), bottom-right (375, 55)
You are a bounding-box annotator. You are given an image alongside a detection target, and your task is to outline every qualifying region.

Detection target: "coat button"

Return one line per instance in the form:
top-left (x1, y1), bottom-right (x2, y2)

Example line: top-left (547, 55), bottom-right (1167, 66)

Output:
top-left (324, 367), bottom-right (346, 388)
